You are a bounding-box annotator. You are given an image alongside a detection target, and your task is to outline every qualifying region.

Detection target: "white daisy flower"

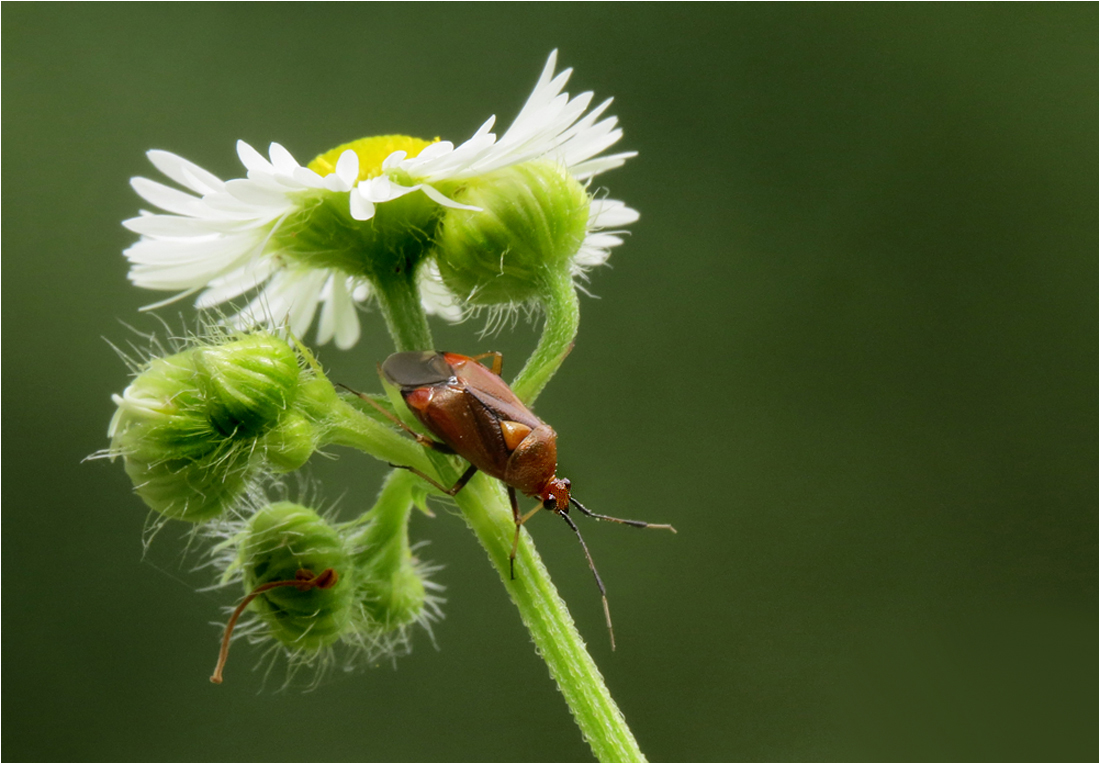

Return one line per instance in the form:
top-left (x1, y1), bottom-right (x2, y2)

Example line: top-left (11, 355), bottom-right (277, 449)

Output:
top-left (123, 50), bottom-right (634, 347)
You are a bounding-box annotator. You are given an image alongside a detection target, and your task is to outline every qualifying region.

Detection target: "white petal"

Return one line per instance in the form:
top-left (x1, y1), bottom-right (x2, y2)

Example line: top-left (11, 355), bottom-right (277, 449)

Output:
top-left (224, 178), bottom-right (295, 207)
top-left (130, 177), bottom-right (207, 217)
top-left (267, 142), bottom-right (301, 175)
top-left (137, 286), bottom-right (204, 312)
top-left (194, 257), bottom-right (280, 308)
top-left (358, 175), bottom-right (418, 203)
top-left (124, 233), bottom-right (258, 268)
top-left (349, 190), bottom-right (376, 221)
top-left (570, 151), bottom-right (636, 180)
top-left (236, 140), bottom-right (273, 174)
top-left (590, 199), bottom-right (639, 227)
top-left (315, 275), bottom-right (338, 346)
top-left (284, 272), bottom-right (327, 338)
top-left (291, 165), bottom-right (327, 189)
top-left (404, 51), bottom-right (632, 182)
top-left (146, 150), bottom-right (225, 194)
top-left (330, 277), bottom-right (362, 349)
top-left (418, 262), bottom-right (462, 322)
top-left (334, 150), bottom-right (360, 187)
top-left (411, 141), bottom-right (455, 163)
top-left (380, 150), bottom-right (409, 172)
top-left (122, 213), bottom-right (261, 237)
top-left (417, 183), bottom-right (481, 211)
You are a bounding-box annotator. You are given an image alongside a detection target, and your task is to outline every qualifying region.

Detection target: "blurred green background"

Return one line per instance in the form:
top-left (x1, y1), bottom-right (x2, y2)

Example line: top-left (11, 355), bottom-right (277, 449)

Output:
top-left (3, 4), bottom-right (1095, 761)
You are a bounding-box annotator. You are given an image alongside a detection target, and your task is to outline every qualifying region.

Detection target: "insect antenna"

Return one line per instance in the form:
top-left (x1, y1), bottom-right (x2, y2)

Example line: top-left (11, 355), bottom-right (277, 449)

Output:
top-left (558, 511), bottom-right (616, 650)
top-left (569, 497), bottom-right (677, 533)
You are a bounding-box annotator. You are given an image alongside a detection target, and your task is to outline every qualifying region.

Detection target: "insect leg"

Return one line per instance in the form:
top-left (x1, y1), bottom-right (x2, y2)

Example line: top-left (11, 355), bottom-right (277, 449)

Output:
top-left (389, 462), bottom-right (479, 497)
top-left (569, 497), bottom-right (677, 533)
top-left (507, 487), bottom-right (544, 580)
top-left (559, 511), bottom-right (616, 651)
top-left (470, 351), bottom-right (504, 376)
top-left (508, 487), bottom-right (520, 580)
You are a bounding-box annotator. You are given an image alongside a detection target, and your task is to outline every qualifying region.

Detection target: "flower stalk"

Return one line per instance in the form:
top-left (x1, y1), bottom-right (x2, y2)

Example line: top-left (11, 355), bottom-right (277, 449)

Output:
top-left (454, 475), bottom-right (646, 763)
top-left (371, 267), bottom-right (436, 354)
top-left (338, 281), bottom-right (644, 762)
top-left (510, 266), bottom-right (581, 404)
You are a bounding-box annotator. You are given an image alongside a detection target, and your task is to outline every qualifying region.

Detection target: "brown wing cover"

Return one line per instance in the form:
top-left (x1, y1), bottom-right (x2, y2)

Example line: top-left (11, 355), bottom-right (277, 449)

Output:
top-left (404, 383), bottom-right (513, 480)
top-left (398, 353), bottom-right (548, 483)
top-left (446, 355), bottom-right (544, 430)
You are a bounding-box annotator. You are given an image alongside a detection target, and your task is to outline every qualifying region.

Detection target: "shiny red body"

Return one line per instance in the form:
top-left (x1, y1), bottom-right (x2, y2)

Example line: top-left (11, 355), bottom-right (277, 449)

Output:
top-left (382, 351), bottom-right (571, 508)
top-left (378, 350), bottom-right (675, 649)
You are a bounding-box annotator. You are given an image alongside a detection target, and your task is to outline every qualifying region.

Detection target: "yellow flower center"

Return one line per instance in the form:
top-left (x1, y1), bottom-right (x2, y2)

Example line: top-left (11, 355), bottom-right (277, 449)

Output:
top-left (308, 135), bottom-right (438, 181)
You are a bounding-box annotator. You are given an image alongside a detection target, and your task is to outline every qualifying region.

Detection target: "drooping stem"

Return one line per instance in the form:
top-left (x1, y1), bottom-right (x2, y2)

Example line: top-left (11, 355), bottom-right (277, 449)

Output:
top-left (347, 469), bottom-right (418, 563)
top-left (510, 267), bottom-right (580, 404)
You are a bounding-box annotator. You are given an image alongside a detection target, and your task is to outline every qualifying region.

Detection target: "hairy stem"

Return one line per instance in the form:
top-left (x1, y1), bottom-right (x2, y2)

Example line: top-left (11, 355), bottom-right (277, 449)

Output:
top-left (454, 475), bottom-right (647, 763)
top-left (510, 268), bottom-right (580, 404)
top-left (372, 268), bottom-right (435, 353)
top-left (359, 266), bottom-right (643, 761)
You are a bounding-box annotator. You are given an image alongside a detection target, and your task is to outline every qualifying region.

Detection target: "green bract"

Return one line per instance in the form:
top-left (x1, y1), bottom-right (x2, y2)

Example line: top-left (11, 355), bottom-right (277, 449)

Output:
top-left (240, 502), bottom-right (356, 651)
top-left (275, 184), bottom-right (443, 283)
top-left (434, 161), bottom-right (590, 305)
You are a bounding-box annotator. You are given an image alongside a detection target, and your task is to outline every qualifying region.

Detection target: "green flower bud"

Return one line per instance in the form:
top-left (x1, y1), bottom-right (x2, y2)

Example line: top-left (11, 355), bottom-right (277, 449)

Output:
top-left (433, 160), bottom-right (590, 305)
top-left (356, 532), bottom-right (430, 633)
top-left (239, 502), bottom-right (355, 651)
top-left (193, 334), bottom-right (300, 438)
top-left (259, 411), bottom-right (317, 473)
top-left (108, 331), bottom-right (324, 522)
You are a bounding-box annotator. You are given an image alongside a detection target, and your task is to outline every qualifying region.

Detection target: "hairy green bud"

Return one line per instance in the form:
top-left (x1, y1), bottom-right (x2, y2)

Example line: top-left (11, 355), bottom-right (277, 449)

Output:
top-left (274, 184), bottom-right (443, 284)
top-left (349, 471), bottom-right (441, 637)
top-left (108, 332), bottom-right (324, 521)
top-left (434, 160), bottom-right (590, 305)
top-left (239, 502), bottom-right (356, 651)
top-left (194, 334), bottom-right (300, 438)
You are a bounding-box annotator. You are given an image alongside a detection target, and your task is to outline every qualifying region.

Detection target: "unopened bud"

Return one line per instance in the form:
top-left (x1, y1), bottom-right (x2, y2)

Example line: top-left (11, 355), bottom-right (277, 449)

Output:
top-left (108, 332), bottom-right (323, 521)
top-left (239, 502), bottom-right (355, 651)
top-left (433, 160), bottom-right (590, 305)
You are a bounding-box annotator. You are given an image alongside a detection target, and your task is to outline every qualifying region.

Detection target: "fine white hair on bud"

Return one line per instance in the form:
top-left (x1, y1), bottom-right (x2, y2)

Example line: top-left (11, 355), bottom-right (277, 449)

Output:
top-left (205, 497), bottom-right (444, 687)
top-left (105, 329), bottom-right (329, 522)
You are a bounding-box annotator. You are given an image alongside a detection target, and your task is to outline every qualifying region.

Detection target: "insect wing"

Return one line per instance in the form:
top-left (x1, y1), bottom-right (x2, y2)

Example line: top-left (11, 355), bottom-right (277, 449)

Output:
top-left (382, 351), bottom-right (455, 390)
top-left (445, 354), bottom-right (544, 430)
top-left (409, 382), bottom-right (513, 479)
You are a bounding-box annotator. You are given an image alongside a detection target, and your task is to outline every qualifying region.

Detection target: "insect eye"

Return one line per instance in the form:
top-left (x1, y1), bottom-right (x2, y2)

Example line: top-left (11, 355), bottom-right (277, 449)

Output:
top-left (543, 497), bottom-right (557, 510)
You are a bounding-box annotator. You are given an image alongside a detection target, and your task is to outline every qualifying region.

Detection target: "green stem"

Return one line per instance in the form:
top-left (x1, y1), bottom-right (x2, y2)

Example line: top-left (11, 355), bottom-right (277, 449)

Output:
top-left (373, 268), bottom-right (435, 353)
top-left (510, 268), bottom-right (580, 404)
top-left (346, 267), bottom-right (643, 761)
top-left (454, 476), bottom-right (646, 763)
top-left (324, 397), bottom-right (437, 478)
top-left (330, 400), bottom-right (647, 761)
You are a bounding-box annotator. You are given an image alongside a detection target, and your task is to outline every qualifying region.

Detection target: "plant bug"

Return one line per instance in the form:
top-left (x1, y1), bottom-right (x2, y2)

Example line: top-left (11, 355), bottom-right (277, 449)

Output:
top-left (348, 350), bottom-right (676, 650)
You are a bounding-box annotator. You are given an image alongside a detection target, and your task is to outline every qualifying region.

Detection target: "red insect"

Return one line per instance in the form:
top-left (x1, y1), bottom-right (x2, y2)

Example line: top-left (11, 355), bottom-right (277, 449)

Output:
top-left (353, 351), bottom-right (675, 649)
